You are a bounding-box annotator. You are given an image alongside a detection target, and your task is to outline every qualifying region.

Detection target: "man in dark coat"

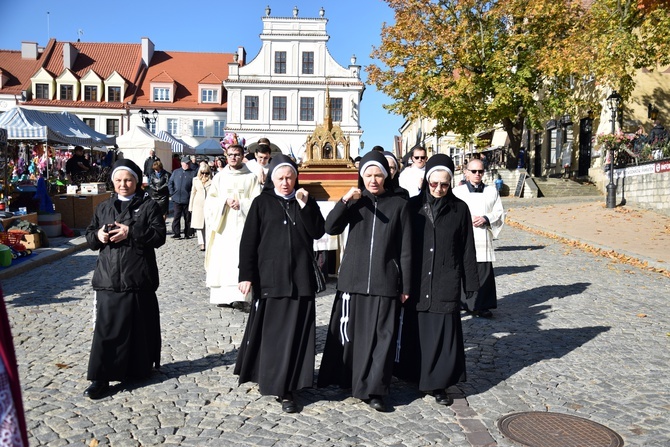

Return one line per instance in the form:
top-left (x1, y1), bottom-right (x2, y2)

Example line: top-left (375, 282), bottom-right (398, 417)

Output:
top-left (143, 149), bottom-right (160, 178)
top-left (168, 156), bottom-right (195, 239)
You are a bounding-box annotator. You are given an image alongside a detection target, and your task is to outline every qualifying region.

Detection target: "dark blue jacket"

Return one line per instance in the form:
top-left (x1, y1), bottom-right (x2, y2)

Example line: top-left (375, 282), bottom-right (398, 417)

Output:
top-left (168, 167), bottom-right (194, 204)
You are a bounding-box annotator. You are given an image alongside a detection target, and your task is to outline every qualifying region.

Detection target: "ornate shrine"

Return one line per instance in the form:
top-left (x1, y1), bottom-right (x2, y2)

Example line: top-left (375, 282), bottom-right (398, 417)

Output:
top-left (299, 87), bottom-right (358, 201)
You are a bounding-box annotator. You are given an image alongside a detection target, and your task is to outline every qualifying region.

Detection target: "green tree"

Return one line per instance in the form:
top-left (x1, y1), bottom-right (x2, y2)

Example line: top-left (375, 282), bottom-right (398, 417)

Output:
top-left (368, 0), bottom-right (670, 168)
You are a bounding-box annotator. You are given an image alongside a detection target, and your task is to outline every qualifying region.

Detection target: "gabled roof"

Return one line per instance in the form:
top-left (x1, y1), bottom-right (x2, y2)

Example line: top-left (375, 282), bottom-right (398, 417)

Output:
top-left (198, 73), bottom-right (223, 85)
top-left (41, 42), bottom-right (142, 85)
top-left (135, 50), bottom-right (233, 111)
top-left (0, 41), bottom-right (52, 95)
top-left (150, 70), bottom-right (174, 83)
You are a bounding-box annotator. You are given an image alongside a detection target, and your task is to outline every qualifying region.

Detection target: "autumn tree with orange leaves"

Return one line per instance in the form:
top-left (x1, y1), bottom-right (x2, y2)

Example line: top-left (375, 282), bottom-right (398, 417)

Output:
top-left (368, 0), bottom-right (670, 168)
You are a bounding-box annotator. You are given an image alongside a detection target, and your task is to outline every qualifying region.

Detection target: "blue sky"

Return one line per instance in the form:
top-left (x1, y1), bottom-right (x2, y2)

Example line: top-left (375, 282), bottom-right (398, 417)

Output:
top-left (0, 0), bottom-right (405, 154)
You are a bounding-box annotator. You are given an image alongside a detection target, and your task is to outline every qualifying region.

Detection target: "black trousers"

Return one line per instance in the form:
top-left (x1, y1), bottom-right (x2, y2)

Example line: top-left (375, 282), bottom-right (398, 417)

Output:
top-left (172, 202), bottom-right (191, 237)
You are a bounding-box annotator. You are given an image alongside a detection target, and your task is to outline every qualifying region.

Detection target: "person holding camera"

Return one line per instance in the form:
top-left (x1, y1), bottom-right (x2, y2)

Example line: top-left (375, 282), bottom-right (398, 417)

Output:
top-left (83, 159), bottom-right (166, 399)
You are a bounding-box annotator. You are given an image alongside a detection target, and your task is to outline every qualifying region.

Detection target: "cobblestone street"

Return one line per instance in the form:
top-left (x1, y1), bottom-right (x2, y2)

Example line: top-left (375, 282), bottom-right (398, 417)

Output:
top-left (2, 218), bottom-right (669, 446)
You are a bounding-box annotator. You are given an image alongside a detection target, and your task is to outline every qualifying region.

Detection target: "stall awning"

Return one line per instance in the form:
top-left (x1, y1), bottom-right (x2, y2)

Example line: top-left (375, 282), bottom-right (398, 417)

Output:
top-left (156, 130), bottom-right (195, 155)
top-left (0, 106), bottom-right (116, 146)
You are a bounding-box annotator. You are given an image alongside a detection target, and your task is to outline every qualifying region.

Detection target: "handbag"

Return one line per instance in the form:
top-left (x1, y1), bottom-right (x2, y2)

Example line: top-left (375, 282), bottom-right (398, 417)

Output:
top-left (313, 257), bottom-right (327, 293)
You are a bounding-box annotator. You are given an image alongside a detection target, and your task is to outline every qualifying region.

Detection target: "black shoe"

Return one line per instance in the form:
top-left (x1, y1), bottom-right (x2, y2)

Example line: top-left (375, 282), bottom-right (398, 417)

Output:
top-left (368, 395), bottom-right (386, 412)
top-left (474, 310), bottom-right (493, 318)
top-left (83, 381), bottom-right (109, 399)
top-left (281, 394), bottom-right (297, 413)
top-left (433, 390), bottom-right (453, 406)
top-left (171, 234), bottom-right (182, 239)
top-left (183, 235), bottom-right (192, 239)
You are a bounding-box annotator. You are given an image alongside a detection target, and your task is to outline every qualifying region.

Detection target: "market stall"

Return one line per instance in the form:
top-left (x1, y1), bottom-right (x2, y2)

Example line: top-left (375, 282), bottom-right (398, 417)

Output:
top-left (115, 126), bottom-right (172, 173)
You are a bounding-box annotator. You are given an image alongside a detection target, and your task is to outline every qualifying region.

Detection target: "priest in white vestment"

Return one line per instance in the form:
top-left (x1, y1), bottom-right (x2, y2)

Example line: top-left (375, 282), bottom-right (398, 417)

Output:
top-left (453, 158), bottom-right (504, 318)
top-left (204, 145), bottom-right (260, 307)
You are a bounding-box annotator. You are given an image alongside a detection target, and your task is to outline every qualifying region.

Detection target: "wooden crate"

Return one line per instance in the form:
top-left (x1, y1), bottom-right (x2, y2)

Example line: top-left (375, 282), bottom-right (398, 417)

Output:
top-left (53, 195), bottom-right (75, 229)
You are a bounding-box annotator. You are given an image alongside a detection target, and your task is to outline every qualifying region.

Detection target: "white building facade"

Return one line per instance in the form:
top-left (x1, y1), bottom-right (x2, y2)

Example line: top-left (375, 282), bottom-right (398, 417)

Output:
top-left (224, 10), bottom-right (365, 159)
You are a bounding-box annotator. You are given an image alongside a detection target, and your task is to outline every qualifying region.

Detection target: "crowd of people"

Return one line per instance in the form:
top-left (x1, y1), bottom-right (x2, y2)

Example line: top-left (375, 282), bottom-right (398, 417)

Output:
top-left (79, 141), bottom-right (505, 417)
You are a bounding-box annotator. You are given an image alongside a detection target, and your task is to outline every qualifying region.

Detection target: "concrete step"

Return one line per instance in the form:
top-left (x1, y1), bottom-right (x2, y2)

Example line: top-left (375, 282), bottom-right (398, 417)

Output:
top-left (533, 177), bottom-right (602, 198)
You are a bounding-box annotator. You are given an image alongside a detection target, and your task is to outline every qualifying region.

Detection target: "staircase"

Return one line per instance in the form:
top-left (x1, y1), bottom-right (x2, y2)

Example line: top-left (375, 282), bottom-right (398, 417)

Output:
top-left (532, 177), bottom-right (602, 198)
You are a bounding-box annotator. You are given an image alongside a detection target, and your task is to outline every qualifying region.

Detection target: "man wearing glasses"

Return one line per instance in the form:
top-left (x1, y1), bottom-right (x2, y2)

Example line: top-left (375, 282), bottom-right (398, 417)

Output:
top-left (453, 158), bottom-right (505, 318)
top-left (399, 145), bottom-right (428, 197)
top-left (204, 144), bottom-right (260, 312)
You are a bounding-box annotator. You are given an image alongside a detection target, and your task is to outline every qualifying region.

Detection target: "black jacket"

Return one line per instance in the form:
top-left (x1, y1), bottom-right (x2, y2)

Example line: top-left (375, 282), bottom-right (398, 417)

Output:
top-left (239, 190), bottom-right (325, 299)
top-left (147, 169), bottom-right (170, 206)
top-left (85, 192), bottom-right (166, 292)
top-left (409, 192), bottom-right (479, 313)
top-left (326, 190), bottom-right (411, 297)
top-left (168, 167), bottom-right (194, 204)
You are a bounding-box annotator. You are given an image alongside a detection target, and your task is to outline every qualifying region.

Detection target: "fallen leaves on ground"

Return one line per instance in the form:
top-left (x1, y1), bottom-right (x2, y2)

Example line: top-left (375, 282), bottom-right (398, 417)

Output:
top-left (55, 363), bottom-right (70, 369)
top-left (637, 313), bottom-right (647, 318)
top-left (506, 220), bottom-right (670, 279)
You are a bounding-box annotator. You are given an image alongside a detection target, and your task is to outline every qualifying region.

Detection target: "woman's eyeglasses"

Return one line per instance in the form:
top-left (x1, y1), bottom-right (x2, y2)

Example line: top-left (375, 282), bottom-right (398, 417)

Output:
top-left (429, 181), bottom-right (450, 189)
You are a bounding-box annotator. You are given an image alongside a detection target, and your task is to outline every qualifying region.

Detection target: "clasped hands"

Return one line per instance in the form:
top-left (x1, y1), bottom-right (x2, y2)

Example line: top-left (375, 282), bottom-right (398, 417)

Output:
top-left (97, 221), bottom-right (130, 244)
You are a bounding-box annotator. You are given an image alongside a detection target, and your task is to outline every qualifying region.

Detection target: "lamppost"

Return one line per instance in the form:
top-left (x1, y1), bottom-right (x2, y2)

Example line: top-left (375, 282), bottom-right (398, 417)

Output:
top-left (606, 90), bottom-right (621, 209)
top-left (138, 108), bottom-right (159, 130)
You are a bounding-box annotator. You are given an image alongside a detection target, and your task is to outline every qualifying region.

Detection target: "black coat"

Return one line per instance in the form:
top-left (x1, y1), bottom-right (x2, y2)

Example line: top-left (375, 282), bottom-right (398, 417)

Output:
top-left (409, 192), bottom-right (479, 313)
top-left (85, 191), bottom-right (166, 292)
top-left (239, 190), bottom-right (325, 299)
top-left (326, 190), bottom-right (411, 297)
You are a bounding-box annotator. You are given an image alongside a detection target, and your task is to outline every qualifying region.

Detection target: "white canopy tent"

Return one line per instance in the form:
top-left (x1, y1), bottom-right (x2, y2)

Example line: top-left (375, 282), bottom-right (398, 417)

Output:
top-left (115, 126), bottom-right (173, 173)
top-left (194, 138), bottom-right (224, 156)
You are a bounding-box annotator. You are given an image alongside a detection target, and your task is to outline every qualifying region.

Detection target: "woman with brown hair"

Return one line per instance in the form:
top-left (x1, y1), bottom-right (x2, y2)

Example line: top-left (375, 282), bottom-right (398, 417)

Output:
top-left (147, 160), bottom-right (170, 220)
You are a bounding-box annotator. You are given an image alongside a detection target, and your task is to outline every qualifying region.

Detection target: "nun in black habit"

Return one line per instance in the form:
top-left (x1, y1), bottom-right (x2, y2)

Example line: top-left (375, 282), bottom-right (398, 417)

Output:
top-left (84, 159), bottom-right (166, 399)
top-left (317, 151), bottom-right (412, 412)
top-left (235, 154), bottom-right (325, 413)
top-left (394, 154), bottom-right (479, 405)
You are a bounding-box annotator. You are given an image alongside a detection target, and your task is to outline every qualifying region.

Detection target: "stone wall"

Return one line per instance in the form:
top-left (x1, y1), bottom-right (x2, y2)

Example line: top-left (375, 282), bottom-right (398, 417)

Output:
top-left (590, 159), bottom-right (670, 215)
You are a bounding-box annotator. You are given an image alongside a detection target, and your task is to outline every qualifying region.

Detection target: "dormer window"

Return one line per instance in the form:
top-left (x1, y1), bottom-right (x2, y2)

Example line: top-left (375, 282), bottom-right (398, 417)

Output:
top-left (153, 87), bottom-right (171, 102)
top-left (60, 84), bottom-right (74, 100)
top-left (84, 85), bottom-right (98, 101)
top-left (35, 84), bottom-right (49, 99)
top-left (108, 86), bottom-right (121, 102)
top-left (201, 88), bottom-right (219, 103)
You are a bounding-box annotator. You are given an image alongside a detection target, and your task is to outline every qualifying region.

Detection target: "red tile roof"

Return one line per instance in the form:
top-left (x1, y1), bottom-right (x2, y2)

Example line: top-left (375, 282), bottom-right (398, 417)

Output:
top-left (134, 51), bottom-right (234, 111)
top-left (41, 42), bottom-right (142, 85)
top-left (0, 43), bottom-right (50, 95)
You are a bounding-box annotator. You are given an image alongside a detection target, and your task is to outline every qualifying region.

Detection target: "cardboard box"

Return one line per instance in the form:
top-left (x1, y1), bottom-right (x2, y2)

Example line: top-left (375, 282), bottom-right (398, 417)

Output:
top-left (80, 183), bottom-right (106, 194)
top-left (21, 233), bottom-right (41, 250)
top-left (73, 193), bottom-right (111, 228)
top-left (0, 212), bottom-right (38, 231)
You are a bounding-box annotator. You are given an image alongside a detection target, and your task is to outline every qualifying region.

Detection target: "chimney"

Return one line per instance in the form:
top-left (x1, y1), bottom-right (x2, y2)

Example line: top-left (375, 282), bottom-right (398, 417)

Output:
top-left (21, 42), bottom-right (38, 60)
top-left (142, 37), bottom-right (155, 67)
top-left (63, 43), bottom-right (79, 70)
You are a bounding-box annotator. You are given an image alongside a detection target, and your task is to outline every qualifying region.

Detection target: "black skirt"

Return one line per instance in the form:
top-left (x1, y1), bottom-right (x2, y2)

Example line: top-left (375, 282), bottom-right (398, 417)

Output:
top-left (87, 290), bottom-right (161, 381)
top-left (461, 261), bottom-right (497, 312)
top-left (317, 292), bottom-right (399, 399)
top-left (234, 296), bottom-right (315, 397)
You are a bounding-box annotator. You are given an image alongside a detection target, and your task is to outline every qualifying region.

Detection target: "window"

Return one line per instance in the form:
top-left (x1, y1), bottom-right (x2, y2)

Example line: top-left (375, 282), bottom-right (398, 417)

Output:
top-left (201, 88), bottom-right (218, 103)
top-left (107, 86), bottom-right (121, 102)
top-left (167, 118), bottom-right (179, 135)
top-left (244, 96), bottom-right (259, 120)
top-left (153, 87), bottom-right (171, 102)
top-left (193, 119), bottom-right (205, 137)
top-left (146, 121), bottom-right (157, 134)
top-left (302, 52), bottom-right (314, 74)
top-left (274, 51), bottom-right (287, 74)
top-left (300, 97), bottom-right (314, 121)
top-left (84, 85), bottom-right (97, 101)
top-left (214, 120), bottom-right (226, 137)
top-left (106, 119), bottom-right (119, 136)
top-left (60, 84), bottom-right (74, 100)
top-left (83, 118), bottom-right (95, 130)
top-left (35, 83), bottom-right (49, 99)
top-left (330, 97), bottom-right (343, 122)
top-left (272, 96), bottom-right (287, 121)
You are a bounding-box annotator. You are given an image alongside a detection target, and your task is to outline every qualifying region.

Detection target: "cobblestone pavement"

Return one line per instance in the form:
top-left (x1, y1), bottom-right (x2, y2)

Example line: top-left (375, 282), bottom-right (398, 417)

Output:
top-left (2, 214), bottom-right (669, 446)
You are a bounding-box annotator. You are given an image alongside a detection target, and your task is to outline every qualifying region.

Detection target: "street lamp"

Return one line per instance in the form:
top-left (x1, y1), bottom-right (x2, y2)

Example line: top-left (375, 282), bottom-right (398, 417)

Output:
top-left (606, 90), bottom-right (622, 209)
top-left (138, 108), bottom-right (159, 129)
